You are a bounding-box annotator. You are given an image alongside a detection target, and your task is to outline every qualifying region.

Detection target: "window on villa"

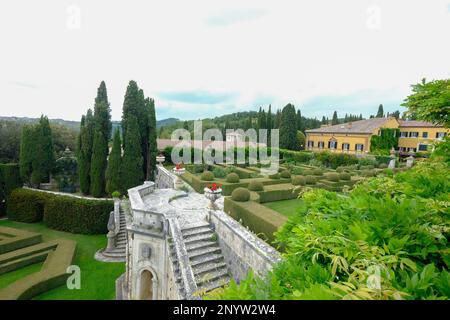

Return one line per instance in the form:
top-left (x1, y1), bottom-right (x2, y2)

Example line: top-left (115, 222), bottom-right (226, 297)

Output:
top-left (436, 132), bottom-right (447, 139)
top-left (408, 147), bottom-right (417, 152)
top-left (355, 144), bottom-right (364, 151)
top-left (422, 132), bottom-right (428, 138)
top-left (409, 132), bottom-right (419, 138)
top-left (400, 131), bottom-right (408, 138)
top-left (342, 143), bottom-right (350, 150)
top-left (328, 141), bottom-right (337, 149)
top-left (307, 141), bottom-right (314, 147)
top-left (418, 144), bottom-right (428, 151)
top-left (318, 141), bottom-right (324, 149)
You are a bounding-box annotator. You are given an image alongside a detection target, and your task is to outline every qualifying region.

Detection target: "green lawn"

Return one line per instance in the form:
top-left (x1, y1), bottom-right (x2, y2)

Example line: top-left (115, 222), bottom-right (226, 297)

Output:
top-left (0, 220), bottom-right (125, 300)
top-left (263, 198), bottom-right (305, 217)
top-left (0, 262), bottom-right (44, 289)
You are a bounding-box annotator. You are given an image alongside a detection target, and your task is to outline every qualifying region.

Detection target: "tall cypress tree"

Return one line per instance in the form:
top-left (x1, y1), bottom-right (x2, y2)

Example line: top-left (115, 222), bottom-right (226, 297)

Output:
top-left (376, 104), bottom-right (384, 118)
top-left (19, 125), bottom-right (34, 185)
top-left (266, 105), bottom-right (272, 140)
top-left (95, 81), bottom-right (112, 139)
top-left (78, 109), bottom-right (94, 194)
top-left (106, 129), bottom-right (122, 195)
top-left (121, 115), bottom-right (143, 191)
top-left (279, 104), bottom-right (298, 150)
top-left (30, 116), bottom-right (54, 186)
top-left (146, 98), bottom-right (158, 181)
top-left (331, 111), bottom-right (339, 125)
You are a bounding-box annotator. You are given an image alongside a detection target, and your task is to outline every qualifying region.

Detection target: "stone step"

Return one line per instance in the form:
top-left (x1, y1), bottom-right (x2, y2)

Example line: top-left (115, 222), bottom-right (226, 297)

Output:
top-left (188, 246), bottom-right (222, 260)
top-left (190, 253), bottom-right (224, 267)
top-left (192, 261), bottom-right (228, 277)
top-left (102, 250), bottom-right (125, 258)
top-left (181, 221), bottom-right (211, 232)
top-left (116, 240), bottom-right (127, 247)
top-left (107, 248), bottom-right (125, 254)
top-left (182, 226), bottom-right (213, 238)
top-left (186, 240), bottom-right (217, 252)
top-left (196, 275), bottom-right (230, 294)
top-left (184, 233), bottom-right (216, 245)
top-left (196, 268), bottom-right (229, 286)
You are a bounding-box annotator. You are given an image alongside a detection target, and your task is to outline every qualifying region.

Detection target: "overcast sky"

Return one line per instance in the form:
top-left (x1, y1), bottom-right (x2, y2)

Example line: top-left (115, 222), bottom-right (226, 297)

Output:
top-left (0, 0), bottom-right (449, 121)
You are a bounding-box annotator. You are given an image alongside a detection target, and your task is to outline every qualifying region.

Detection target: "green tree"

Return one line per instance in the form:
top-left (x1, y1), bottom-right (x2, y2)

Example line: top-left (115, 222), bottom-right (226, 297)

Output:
top-left (279, 104), bottom-right (298, 150)
top-left (78, 109), bottom-right (94, 194)
top-left (147, 98), bottom-right (158, 181)
top-left (266, 105), bottom-right (272, 140)
top-left (121, 115), bottom-right (144, 190)
top-left (106, 129), bottom-right (122, 195)
top-left (30, 116), bottom-right (54, 186)
top-left (95, 81), bottom-right (112, 139)
top-left (376, 104), bottom-right (384, 118)
top-left (401, 78), bottom-right (450, 127)
top-left (297, 131), bottom-right (306, 150)
top-left (331, 111), bottom-right (339, 125)
top-left (19, 125), bottom-right (34, 184)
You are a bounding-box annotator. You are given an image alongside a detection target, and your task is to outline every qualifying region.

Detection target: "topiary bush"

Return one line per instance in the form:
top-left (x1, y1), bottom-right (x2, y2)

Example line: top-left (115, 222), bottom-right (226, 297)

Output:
top-left (212, 167), bottom-right (226, 178)
top-left (7, 188), bottom-right (48, 223)
top-left (305, 175), bottom-right (317, 185)
top-left (362, 170), bottom-right (375, 177)
top-left (248, 180), bottom-right (264, 191)
top-left (200, 171), bottom-right (214, 181)
top-left (268, 173), bottom-right (280, 179)
top-left (225, 172), bottom-right (240, 183)
top-left (280, 170), bottom-right (291, 179)
top-left (231, 187), bottom-right (250, 202)
top-left (292, 176), bottom-right (306, 186)
top-left (378, 163), bottom-right (388, 169)
top-left (325, 172), bottom-right (340, 182)
top-left (312, 168), bottom-right (323, 176)
top-left (339, 172), bottom-right (351, 181)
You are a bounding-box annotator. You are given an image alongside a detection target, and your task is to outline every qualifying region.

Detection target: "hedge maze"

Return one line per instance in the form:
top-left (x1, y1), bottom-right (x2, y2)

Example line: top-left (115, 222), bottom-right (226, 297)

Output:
top-left (0, 226), bottom-right (76, 300)
top-left (179, 160), bottom-right (408, 245)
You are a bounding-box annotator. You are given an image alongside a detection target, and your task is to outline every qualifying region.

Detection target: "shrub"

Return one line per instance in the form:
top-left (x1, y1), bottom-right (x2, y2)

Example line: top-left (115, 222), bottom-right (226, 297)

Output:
top-left (7, 188), bottom-right (48, 222)
top-left (200, 171), bottom-right (214, 181)
top-left (292, 176), bottom-right (306, 186)
top-left (378, 163), bottom-right (388, 169)
top-left (231, 188), bottom-right (250, 202)
top-left (291, 167), bottom-right (303, 175)
top-left (325, 172), bottom-right (340, 182)
top-left (248, 180), bottom-right (264, 191)
top-left (302, 169), bottom-right (313, 176)
top-left (225, 173), bottom-right (240, 183)
top-left (312, 168), bottom-right (323, 176)
top-left (268, 173), bottom-right (280, 179)
top-left (212, 167), bottom-right (227, 178)
top-left (339, 172), bottom-right (351, 181)
top-left (314, 151), bottom-right (359, 169)
top-left (362, 170), bottom-right (375, 177)
top-left (360, 165), bottom-right (375, 170)
top-left (336, 166), bottom-right (344, 173)
top-left (280, 170), bottom-right (291, 179)
top-left (305, 175), bottom-right (316, 185)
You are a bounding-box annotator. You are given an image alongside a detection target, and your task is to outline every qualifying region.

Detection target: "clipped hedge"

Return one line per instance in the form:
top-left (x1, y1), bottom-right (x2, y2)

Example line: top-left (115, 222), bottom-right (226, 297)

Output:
top-left (257, 185), bottom-right (300, 203)
top-left (200, 171), bottom-right (214, 181)
top-left (325, 172), bottom-right (340, 182)
top-left (248, 180), bottom-right (264, 191)
top-left (305, 175), bottom-right (317, 185)
top-left (339, 172), bottom-right (351, 181)
top-left (7, 188), bottom-right (113, 234)
top-left (231, 188), bottom-right (250, 202)
top-left (292, 176), bottom-right (306, 186)
top-left (226, 173), bottom-right (240, 183)
top-left (280, 170), bottom-right (291, 179)
top-left (268, 173), bottom-right (280, 179)
top-left (312, 169), bottom-right (323, 176)
top-left (0, 163), bottom-right (21, 216)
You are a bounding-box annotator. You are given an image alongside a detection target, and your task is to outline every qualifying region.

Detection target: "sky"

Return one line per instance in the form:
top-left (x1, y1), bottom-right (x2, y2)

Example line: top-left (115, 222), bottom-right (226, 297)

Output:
top-left (0, 0), bottom-right (449, 122)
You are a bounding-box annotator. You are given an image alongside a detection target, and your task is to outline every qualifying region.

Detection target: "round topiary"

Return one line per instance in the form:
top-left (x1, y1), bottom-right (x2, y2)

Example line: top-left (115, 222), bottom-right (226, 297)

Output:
top-left (302, 169), bottom-right (313, 176)
top-left (268, 173), bottom-right (280, 179)
top-left (200, 171), bottom-right (214, 181)
top-left (292, 176), bottom-right (306, 186)
top-left (336, 167), bottom-right (344, 173)
top-left (248, 180), bottom-right (264, 191)
top-left (280, 170), bottom-right (291, 179)
top-left (362, 170), bottom-right (375, 177)
top-left (225, 172), bottom-right (240, 183)
top-left (305, 175), bottom-right (316, 185)
top-left (313, 168), bottom-right (323, 176)
top-left (231, 187), bottom-right (250, 202)
top-left (378, 163), bottom-right (388, 169)
top-left (339, 172), bottom-right (351, 181)
top-left (326, 172), bottom-right (340, 182)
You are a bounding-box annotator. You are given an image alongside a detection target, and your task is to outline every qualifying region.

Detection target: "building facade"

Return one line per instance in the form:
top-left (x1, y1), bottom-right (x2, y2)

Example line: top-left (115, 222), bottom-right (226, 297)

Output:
top-left (305, 117), bottom-right (448, 154)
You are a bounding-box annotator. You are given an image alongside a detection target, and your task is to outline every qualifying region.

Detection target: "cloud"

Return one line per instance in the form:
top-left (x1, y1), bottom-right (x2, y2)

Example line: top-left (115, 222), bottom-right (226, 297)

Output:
top-left (205, 8), bottom-right (267, 27)
top-left (9, 81), bottom-right (39, 89)
top-left (156, 90), bottom-right (237, 104)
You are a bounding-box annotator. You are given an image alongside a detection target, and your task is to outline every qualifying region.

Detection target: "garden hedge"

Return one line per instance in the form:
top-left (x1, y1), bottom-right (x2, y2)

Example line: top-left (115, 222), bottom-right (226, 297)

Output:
top-left (200, 171), bottom-right (214, 181)
top-left (248, 180), bottom-right (264, 191)
top-left (226, 173), bottom-right (240, 183)
top-left (231, 188), bottom-right (250, 202)
top-left (256, 184), bottom-right (300, 203)
top-left (7, 188), bottom-right (113, 234)
top-left (0, 163), bottom-right (21, 216)
top-left (292, 176), bottom-right (306, 186)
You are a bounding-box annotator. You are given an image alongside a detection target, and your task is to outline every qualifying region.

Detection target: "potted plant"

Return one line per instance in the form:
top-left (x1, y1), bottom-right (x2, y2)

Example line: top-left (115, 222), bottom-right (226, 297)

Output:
top-left (204, 183), bottom-right (222, 210)
top-left (172, 163), bottom-right (185, 189)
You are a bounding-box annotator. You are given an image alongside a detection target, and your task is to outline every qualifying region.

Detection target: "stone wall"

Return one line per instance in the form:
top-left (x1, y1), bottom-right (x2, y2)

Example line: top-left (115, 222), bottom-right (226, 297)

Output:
top-left (155, 166), bottom-right (176, 189)
top-left (210, 210), bottom-right (281, 283)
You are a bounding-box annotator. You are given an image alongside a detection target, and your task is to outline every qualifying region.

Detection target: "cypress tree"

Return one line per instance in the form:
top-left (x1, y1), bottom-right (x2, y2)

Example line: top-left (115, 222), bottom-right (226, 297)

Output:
top-left (121, 115), bottom-right (143, 191)
top-left (106, 129), bottom-right (122, 195)
top-left (147, 98), bottom-right (158, 181)
top-left (279, 104), bottom-right (298, 150)
top-left (78, 109), bottom-right (94, 194)
top-left (31, 116), bottom-right (54, 186)
top-left (95, 81), bottom-right (112, 139)
top-left (266, 105), bottom-right (272, 140)
top-left (331, 111), bottom-right (339, 125)
top-left (19, 125), bottom-right (34, 184)
top-left (376, 104), bottom-right (384, 118)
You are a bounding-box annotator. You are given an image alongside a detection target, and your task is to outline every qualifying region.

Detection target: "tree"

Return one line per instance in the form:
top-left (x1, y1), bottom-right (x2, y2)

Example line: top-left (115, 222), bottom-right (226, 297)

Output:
top-left (296, 109), bottom-right (304, 132)
top-left (266, 105), bottom-right (272, 140)
top-left (106, 129), bottom-right (122, 195)
top-left (279, 104), bottom-right (298, 150)
top-left (147, 98), bottom-right (158, 181)
top-left (19, 125), bottom-right (34, 184)
top-left (321, 116), bottom-right (327, 125)
top-left (401, 79), bottom-right (450, 127)
top-left (331, 111), bottom-right (339, 125)
top-left (297, 131), bottom-right (306, 150)
top-left (376, 104), bottom-right (384, 118)
top-left (95, 81), bottom-right (112, 139)
top-left (90, 101), bottom-right (110, 197)
top-left (121, 115), bottom-right (143, 191)
top-left (78, 109), bottom-right (94, 195)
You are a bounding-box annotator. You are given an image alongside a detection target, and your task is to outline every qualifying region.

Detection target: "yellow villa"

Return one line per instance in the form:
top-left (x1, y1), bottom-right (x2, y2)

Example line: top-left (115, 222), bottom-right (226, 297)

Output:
top-left (305, 117), bottom-right (449, 154)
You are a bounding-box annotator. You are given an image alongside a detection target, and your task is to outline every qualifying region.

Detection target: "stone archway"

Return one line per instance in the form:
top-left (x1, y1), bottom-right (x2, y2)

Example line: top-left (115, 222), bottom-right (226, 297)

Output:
top-left (139, 269), bottom-right (157, 300)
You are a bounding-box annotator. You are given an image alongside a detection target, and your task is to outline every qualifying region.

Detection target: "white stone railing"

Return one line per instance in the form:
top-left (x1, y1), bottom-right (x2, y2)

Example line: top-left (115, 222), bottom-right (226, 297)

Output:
top-left (128, 182), bottom-right (165, 231)
top-left (210, 209), bottom-right (281, 281)
top-left (156, 165), bottom-right (177, 189)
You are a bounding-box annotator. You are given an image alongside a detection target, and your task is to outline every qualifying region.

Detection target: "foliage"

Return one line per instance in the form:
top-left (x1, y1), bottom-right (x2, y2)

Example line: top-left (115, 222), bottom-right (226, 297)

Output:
top-left (314, 152), bottom-right (359, 169)
top-left (7, 188), bottom-right (48, 222)
top-left (53, 149), bottom-right (77, 192)
top-left (121, 114), bottom-right (144, 191)
top-left (401, 78), bottom-right (450, 127)
top-left (248, 180), bottom-right (264, 191)
top-left (147, 98), bottom-right (158, 180)
top-left (111, 191), bottom-right (121, 198)
top-left (432, 135), bottom-right (450, 165)
top-left (325, 172), bottom-right (340, 182)
top-left (214, 160), bottom-right (450, 300)
top-left (0, 164), bottom-right (21, 216)
top-left (77, 110), bottom-right (94, 195)
top-left (279, 104), bottom-right (299, 150)
top-left (280, 170), bottom-right (291, 179)
top-left (225, 172), bottom-right (240, 183)
top-left (231, 188), bottom-right (250, 202)
top-left (370, 128), bottom-right (399, 153)
top-left (212, 167), bottom-right (227, 178)
top-left (106, 129), bottom-right (122, 195)
top-left (200, 171), bottom-right (214, 181)
top-left (292, 176), bottom-right (306, 186)
top-left (339, 172), bottom-right (351, 181)
top-left (305, 175), bottom-right (316, 185)
top-left (268, 173), bottom-right (280, 179)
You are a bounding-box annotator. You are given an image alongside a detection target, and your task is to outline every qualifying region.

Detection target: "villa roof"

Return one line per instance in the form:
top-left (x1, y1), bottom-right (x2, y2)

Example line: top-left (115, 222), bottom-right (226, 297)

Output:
top-left (157, 139), bottom-right (266, 151)
top-left (305, 118), bottom-right (394, 134)
top-left (398, 120), bottom-right (443, 128)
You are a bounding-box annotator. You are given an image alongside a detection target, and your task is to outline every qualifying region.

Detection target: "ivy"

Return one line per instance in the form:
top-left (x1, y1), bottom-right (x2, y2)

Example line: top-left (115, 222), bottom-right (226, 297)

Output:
top-left (370, 128), bottom-right (399, 153)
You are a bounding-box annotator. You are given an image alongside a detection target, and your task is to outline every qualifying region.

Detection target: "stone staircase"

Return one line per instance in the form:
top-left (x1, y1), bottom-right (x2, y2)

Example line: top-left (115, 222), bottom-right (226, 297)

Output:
top-left (170, 221), bottom-right (230, 298)
top-left (95, 208), bottom-right (127, 262)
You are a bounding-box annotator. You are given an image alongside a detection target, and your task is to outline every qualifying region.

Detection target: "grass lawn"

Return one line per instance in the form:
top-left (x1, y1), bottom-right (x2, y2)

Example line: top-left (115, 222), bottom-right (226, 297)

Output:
top-left (0, 220), bottom-right (125, 300)
top-left (263, 198), bottom-right (305, 217)
top-left (0, 262), bottom-right (44, 289)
